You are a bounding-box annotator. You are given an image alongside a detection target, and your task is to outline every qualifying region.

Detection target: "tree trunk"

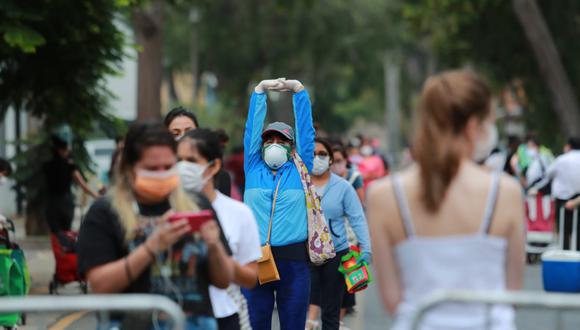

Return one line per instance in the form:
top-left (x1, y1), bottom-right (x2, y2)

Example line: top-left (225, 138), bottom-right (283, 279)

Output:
top-left (513, 0), bottom-right (580, 136)
top-left (134, 0), bottom-right (165, 120)
top-left (166, 68), bottom-right (179, 104)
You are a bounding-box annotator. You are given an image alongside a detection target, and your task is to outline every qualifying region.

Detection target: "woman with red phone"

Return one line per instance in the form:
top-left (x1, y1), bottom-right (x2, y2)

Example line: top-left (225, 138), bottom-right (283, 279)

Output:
top-left (177, 128), bottom-right (261, 330)
top-left (78, 121), bottom-right (234, 330)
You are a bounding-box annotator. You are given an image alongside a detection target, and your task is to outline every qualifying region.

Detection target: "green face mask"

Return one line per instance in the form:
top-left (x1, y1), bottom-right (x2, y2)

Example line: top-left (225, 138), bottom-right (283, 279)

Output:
top-left (262, 144), bottom-right (292, 169)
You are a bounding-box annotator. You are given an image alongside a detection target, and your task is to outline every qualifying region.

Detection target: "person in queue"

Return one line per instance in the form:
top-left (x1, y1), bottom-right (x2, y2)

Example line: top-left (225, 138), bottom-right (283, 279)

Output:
top-left (44, 135), bottom-right (100, 233)
top-left (306, 138), bottom-right (371, 330)
top-left (533, 136), bottom-right (580, 249)
top-left (332, 143), bottom-right (364, 320)
top-left (164, 106), bottom-right (200, 141)
top-left (177, 128), bottom-right (261, 330)
top-left (368, 70), bottom-right (525, 329)
top-left (243, 78), bottom-right (314, 330)
top-left (78, 121), bottom-right (234, 330)
top-left (331, 144), bottom-right (364, 203)
top-left (164, 106), bottom-right (232, 197)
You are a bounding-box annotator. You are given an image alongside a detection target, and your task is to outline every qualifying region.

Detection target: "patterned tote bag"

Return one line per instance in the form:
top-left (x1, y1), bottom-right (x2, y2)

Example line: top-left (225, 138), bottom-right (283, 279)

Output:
top-left (293, 153), bottom-right (336, 265)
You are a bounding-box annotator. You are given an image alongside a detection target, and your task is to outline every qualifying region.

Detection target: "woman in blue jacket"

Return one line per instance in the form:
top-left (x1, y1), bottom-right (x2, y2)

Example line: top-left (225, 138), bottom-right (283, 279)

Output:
top-left (243, 78), bottom-right (315, 330)
top-left (307, 138), bottom-right (372, 330)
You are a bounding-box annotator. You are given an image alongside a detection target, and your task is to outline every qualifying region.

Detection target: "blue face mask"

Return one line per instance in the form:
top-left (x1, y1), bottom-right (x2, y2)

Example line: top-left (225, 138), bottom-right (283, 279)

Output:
top-left (262, 144), bottom-right (291, 169)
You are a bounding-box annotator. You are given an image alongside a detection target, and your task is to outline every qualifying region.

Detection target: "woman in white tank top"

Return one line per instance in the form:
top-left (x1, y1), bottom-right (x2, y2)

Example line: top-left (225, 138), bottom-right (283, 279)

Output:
top-left (367, 70), bottom-right (525, 330)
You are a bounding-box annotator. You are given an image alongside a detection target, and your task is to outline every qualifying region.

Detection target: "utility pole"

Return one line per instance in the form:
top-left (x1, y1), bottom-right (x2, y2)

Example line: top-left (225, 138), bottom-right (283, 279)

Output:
top-left (384, 53), bottom-right (401, 166)
top-left (189, 7), bottom-right (200, 105)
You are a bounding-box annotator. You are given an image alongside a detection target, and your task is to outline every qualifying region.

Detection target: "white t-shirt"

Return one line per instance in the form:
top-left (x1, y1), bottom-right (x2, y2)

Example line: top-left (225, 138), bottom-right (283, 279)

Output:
top-left (210, 191), bottom-right (262, 318)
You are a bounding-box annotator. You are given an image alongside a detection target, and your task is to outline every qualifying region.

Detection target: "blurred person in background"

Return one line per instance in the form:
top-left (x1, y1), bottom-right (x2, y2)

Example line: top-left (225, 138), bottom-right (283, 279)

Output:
top-left (164, 106), bottom-right (232, 197)
top-left (504, 136), bottom-right (521, 176)
top-left (78, 121), bottom-right (234, 330)
top-left (0, 158), bottom-right (12, 223)
top-left (533, 136), bottom-right (580, 249)
top-left (306, 138), bottom-right (371, 330)
top-left (44, 135), bottom-right (99, 233)
top-left (511, 133), bottom-right (554, 188)
top-left (346, 137), bottom-right (363, 170)
top-left (368, 70), bottom-right (525, 329)
top-left (164, 106), bottom-right (200, 141)
top-left (225, 146), bottom-right (245, 199)
top-left (243, 78), bottom-right (314, 330)
top-left (177, 128), bottom-right (261, 330)
top-left (0, 158), bottom-right (12, 187)
top-left (330, 144), bottom-right (364, 317)
top-left (357, 137), bottom-right (386, 190)
top-left (331, 144), bottom-right (364, 204)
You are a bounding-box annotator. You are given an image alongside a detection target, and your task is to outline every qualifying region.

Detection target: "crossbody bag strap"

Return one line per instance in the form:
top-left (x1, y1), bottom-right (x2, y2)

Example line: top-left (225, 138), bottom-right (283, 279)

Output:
top-left (266, 177), bottom-right (283, 245)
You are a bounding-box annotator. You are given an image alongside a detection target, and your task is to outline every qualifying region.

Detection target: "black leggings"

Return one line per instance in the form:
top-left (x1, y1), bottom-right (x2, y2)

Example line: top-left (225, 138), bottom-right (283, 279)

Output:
top-left (310, 250), bottom-right (348, 330)
top-left (45, 193), bottom-right (74, 233)
top-left (217, 313), bottom-right (240, 330)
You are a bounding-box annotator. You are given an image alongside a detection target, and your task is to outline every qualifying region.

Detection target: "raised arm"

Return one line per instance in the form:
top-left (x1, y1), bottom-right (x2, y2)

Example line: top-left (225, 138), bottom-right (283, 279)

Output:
top-left (244, 79), bottom-right (286, 173)
top-left (285, 80), bottom-right (314, 171)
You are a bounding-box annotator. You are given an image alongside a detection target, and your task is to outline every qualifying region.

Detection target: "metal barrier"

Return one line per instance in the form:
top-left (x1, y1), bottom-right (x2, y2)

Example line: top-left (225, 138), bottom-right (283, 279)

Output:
top-left (410, 290), bottom-right (580, 330)
top-left (0, 294), bottom-right (186, 329)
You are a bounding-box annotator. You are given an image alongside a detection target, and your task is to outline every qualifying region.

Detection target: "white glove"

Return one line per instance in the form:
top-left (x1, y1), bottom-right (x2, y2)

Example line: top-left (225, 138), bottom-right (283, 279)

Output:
top-left (279, 79), bottom-right (304, 93)
top-left (254, 78), bottom-right (286, 93)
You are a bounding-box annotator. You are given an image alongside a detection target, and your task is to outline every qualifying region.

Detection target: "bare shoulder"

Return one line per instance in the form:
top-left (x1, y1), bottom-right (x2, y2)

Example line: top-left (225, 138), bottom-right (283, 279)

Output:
top-left (368, 168), bottom-right (416, 219)
top-left (498, 172), bottom-right (523, 202)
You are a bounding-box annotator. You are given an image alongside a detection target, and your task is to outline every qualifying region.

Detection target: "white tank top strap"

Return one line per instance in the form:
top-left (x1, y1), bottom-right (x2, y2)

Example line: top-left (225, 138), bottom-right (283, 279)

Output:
top-left (392, 174), bottom-right (415, 237)
top-left (480, 171), bottom-right (502, 234)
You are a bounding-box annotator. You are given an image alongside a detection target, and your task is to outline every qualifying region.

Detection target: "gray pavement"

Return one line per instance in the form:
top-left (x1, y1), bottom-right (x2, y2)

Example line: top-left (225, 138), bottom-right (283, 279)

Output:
top-left (9, 214), bottom-right (580, 329)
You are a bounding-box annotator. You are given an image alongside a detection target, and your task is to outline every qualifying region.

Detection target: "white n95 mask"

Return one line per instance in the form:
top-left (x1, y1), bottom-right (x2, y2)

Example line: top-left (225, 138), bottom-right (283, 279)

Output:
top-left (262, 144), bottom-right (291, 170)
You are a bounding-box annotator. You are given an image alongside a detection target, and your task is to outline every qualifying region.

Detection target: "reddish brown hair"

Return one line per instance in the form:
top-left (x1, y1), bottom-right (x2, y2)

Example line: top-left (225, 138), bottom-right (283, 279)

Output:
top-left (413, 70), bottom-right (492, 212)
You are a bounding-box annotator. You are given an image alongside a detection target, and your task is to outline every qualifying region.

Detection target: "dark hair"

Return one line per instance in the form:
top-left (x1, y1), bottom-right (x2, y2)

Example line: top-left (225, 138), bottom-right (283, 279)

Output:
top-left (164, 106), bottom-right (199, 128)
top-left (569, 136), bottom-right (580, 150)
top-left (525, 132), bottom-right (540, 146)
top-left (121, 121), bottom-right (176, 170)
top-left (182, 128), bottom-right (223, 163)
top-left (51, 135), bottom-right (68, 151)
top-left (332, 143), bottom-right (348, 161)
top-left (414, 70), bottom-right (492, 212)
top-left (0, 158), bottom-right (12, 176)
top-left (315, 138), bottom-right (334, 162)
top-left (215, 129), bottom-right (229, 144)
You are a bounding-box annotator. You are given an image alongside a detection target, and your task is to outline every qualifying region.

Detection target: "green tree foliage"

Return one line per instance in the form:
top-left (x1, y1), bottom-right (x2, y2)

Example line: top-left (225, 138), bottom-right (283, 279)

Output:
top-left (164, 0), bottom-right (411, 136)
top-left (0, 0), bottom-right (126, 232)
top-left (404, 0), bottom-right (580, 146)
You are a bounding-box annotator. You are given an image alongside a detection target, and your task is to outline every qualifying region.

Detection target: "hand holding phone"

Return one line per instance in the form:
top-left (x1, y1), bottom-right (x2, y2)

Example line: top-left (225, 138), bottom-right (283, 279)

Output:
top-left (168, 210), bottom-right (214, 233)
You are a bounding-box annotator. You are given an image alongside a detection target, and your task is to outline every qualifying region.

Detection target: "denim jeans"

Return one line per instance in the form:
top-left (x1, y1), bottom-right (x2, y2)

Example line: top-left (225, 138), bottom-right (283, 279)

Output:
top-left (243, 259), bottom-right (311, 330)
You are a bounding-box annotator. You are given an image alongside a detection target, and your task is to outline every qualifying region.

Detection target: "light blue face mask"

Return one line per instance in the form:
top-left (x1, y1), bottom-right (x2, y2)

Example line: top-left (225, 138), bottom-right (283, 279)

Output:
top-left (262, 144), bottom-right (291, 169)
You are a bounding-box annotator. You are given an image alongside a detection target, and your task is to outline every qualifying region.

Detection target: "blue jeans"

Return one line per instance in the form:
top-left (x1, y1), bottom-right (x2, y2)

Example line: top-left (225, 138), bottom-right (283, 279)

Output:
top-left (243, 259), bottom-right (310, 330)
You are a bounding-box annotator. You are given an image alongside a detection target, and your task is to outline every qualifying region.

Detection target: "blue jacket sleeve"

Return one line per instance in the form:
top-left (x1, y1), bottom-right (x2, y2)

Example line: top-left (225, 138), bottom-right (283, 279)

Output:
top-left (293, 90), bottom-right (315, 171)
top-left (244, 92), bottom-right (268, 173)
top-left (343, 184), bottom-right (372, 256)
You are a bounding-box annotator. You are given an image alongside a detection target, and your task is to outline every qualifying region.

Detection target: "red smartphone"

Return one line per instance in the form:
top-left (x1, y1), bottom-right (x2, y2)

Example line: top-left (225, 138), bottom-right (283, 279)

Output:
top-left (168, 210), bottom-right (213, 232)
